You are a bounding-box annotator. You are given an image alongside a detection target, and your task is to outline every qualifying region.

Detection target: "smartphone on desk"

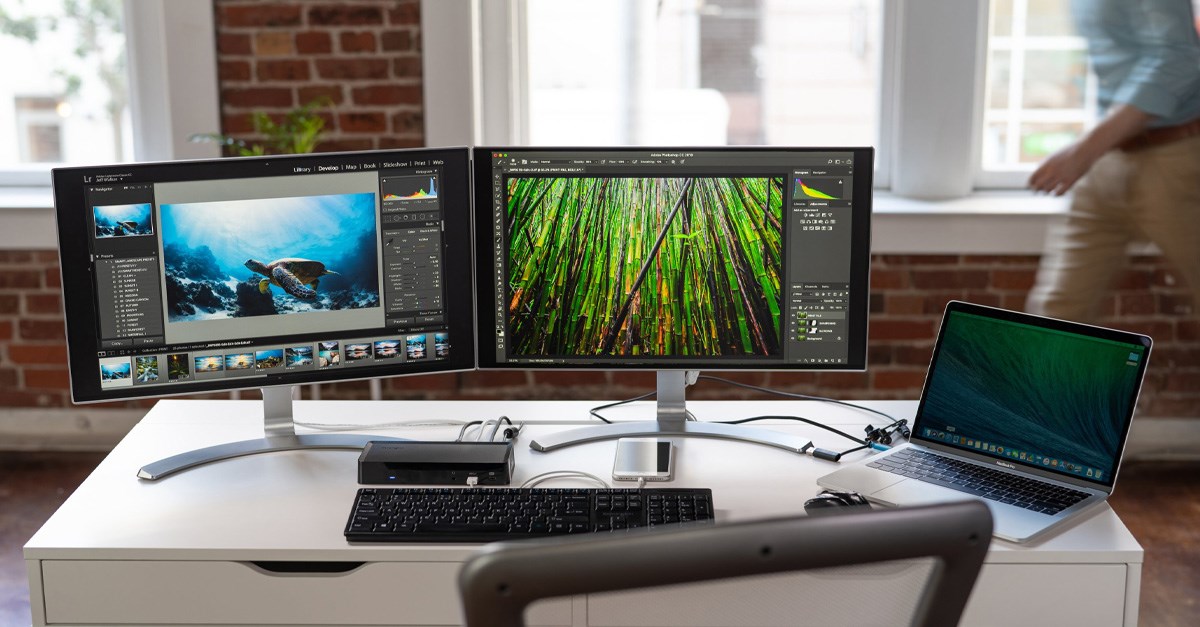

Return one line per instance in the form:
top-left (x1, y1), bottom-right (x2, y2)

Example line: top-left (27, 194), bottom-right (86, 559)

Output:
top-left (612, 438), bottom-right (674, 482)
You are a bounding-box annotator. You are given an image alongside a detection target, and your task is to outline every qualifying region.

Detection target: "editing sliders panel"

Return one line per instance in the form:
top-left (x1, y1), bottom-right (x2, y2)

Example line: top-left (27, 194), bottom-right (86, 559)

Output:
top-left (380, 170), bottom-right (445, 330)
top-left (787, 158), bottom-right (855, 365)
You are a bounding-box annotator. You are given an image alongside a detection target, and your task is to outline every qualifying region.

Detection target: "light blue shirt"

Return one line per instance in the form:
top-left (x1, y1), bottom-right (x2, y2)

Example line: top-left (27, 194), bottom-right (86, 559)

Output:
top-left (1072, 0), bottom-right (1200, 127)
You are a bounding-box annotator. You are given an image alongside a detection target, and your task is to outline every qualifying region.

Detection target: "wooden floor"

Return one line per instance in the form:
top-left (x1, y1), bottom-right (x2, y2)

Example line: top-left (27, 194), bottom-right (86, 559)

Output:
top-left (2, 452), bottom-right (1198, 626)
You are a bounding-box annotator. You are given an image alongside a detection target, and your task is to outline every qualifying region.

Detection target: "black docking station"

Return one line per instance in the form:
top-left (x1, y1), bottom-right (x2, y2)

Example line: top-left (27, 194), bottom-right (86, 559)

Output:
top-left (358, 441), bottom-right (514, 486)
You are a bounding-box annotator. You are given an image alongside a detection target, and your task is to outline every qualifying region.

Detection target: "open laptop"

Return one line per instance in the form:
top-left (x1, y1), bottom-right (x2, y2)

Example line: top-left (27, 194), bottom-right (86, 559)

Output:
top-left (818, 301), bottom-right (1152, 543)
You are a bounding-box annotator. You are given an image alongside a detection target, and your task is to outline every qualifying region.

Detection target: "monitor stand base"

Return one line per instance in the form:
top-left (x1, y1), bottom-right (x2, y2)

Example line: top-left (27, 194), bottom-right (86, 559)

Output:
top-left (528, 372), bottom-right (814, 455)
top-left (137, 386), bottom-right (399, 481)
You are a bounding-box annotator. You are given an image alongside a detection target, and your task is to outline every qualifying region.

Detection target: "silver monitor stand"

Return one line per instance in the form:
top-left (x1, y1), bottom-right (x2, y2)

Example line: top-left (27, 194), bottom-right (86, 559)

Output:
top-left (529, 371), bottom-right (814, 454)
top-left (137, 385), bottom-right (395, 481)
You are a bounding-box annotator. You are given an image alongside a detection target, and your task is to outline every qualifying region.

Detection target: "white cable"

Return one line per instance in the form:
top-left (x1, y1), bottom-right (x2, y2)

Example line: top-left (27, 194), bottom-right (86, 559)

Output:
top-left (293, 419), bottom-right (469, 432)
top-left (476, 418), bottom-right (496, 441)
top-left (520, 471), bottom-right (610, 489)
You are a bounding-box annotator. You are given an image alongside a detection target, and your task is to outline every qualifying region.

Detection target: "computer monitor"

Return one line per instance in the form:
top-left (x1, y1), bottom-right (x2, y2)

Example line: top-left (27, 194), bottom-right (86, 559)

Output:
top-left (53, 147), bottom-right (475, 479)
top-left (473, 146), bottom-right (873, 453)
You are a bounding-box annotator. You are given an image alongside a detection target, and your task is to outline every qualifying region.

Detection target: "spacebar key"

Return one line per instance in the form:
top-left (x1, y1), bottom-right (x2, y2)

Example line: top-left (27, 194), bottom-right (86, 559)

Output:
top-left (414, 523), bottom-right (509, 535)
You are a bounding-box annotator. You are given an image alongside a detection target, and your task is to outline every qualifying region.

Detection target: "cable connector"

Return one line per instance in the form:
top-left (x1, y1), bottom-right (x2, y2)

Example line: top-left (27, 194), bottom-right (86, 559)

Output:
top-left (864, 424), bottom-right (892, 445)
top-left (465, 475), bottom-right (479, 487)
top-left (808, 447), bottom-right (843, 462)
top-left (896, 420), bottom-right (911, 439)
top-left (868, 441), bottom-right (891, 452)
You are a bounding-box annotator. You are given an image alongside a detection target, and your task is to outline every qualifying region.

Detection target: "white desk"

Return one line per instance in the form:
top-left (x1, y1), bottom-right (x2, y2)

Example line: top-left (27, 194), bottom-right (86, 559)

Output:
top-left (25, 400), bottom-right (1142, 626)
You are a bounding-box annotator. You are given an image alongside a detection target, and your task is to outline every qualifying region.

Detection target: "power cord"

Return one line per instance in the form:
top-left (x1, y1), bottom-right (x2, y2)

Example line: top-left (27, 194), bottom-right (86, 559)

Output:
top-left (521, 470), bottom-right (610, 489)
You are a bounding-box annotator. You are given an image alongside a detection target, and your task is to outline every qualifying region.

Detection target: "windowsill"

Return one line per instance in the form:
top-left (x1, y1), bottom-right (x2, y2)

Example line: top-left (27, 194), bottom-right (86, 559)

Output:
top-left (0, 187), bottom-right (1074, 254)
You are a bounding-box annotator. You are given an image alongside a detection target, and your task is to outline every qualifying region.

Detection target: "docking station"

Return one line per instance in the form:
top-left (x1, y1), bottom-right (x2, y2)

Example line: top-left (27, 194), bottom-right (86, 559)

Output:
top-left (358, 441), bottom-right (514, 486)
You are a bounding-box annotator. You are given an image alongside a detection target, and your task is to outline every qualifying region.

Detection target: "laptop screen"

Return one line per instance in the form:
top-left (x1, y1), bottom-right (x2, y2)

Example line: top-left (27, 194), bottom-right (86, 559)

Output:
top-left (913, 304), bottom-right (1150, 488)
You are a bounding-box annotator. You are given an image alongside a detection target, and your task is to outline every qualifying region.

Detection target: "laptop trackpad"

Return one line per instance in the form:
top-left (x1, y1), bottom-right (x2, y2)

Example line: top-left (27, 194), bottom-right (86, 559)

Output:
top-left (872, 480), bottom-right (964, 506)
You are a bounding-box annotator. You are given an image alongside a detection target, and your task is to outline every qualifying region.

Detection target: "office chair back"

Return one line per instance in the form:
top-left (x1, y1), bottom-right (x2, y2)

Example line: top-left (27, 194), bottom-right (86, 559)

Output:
top-left (459, 501), bottom-right (992, 627)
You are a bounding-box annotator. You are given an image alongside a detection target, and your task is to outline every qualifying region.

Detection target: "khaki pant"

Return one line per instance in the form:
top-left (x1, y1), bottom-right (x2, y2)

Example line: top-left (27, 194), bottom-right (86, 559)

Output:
top-left (1026, 133), bottom-right (1200, 322)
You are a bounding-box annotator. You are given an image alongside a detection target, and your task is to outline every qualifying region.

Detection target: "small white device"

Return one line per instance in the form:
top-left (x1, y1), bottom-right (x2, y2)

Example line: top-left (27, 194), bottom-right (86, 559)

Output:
top-left (612, 438), bottom-right (674, 482)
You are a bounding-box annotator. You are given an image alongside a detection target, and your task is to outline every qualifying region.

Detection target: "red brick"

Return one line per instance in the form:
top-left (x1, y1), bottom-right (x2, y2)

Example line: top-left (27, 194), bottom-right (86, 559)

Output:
top-left (911, 269), bottom-right (989, 290)
top-left (1113, 269), bottom-right (1152, 290)
top-left (0, 319), bottom-right (11, 340)
top-left (962, 292), bottom-right (1002, 308)
top-left (815, 371), bottom-right (869, 390)
top-left (961, 255), bottom-right (1040, 266)
top-left (869, 292), bottom-right (885, 313)
top-left (377, 137), bottom-right (424, 149)
top-left (923, 294), bottom-right (963, 314)
top-left (869, 319), bottom-right (935, 341)
top-left (314, 139), bottom-right (375, 152)
top-left (24, 293), bottom-right (61, 314)
top-left (392, 56), bottom-right (423, 78)
top-left (221, 87), bottom-right (295, 108)
top-left (388, 1), bottom-right (420, 25)
top-left (1142, 397), bottom-right (1200, 417)
top-left (1179, 320), bottom-right (1200, 342)
top-left (381, 30), bottom-right (414, 51)
top-left (461, 370), bottom-right (529, 388)
top-left (867, 344), bottom-right (892, 366)
top-left (1119, 321), bottom-right (1175, 342)
top-left (34, 250), bottom-right (59, 263)
top-left (315, 58), bottom-right (390, 80)
top-left (870, 268), bottom-right (908, 290)
top-left (308, 4), bottom-right (384, 25)
top-left (610, 372), bottom-right (656, 388)
top-left (45, 268), bottom-right (61, 288)
top-left (893, 344), bottom-right (934, 366)
top-left (885, 294), bottom-right (924, 315)
top-left (222, 113), bottom-right (255, 134)
top-left (295, 31), bottom-right (333, 55)
top-left (0, 251), bottom-right (32, 262)
top-left (18, 319), bottom-right (65, 340)
top-left (0, 269), bottom-right (42, 289)
top-left (8, 343), bottom-right (68, 365)
top-left (217, 33), bottom-right (252, 55)
top-left (352, 84), bottom-right (421, 106)
top-left (388, 372), bottom-right (460, 392)
top-left (1000, 293), bottom-right (1027, 310)
top-left (338, 112), bottom-right (388, 133)
top-left (219, 60), bottom-right (252, 82)
top-left (0, 367), bottom-right (16, 387)
top-left (1119, 293), bottom-right (1156, 316)
top-left (254, 31), bottom-right (293, 56)
top-left (879, 255), bottom-right (960, 266)
top-left (23, 367), bottom-right (70, 390)
top-left (391, 110), bottom-right (424, 134)
top-left (873, 369), bottom-right (928, 390)
top-left (0, 294), bottom-right (18, 314)
top-left (219, 4), bottom-right (302, 27)
top-left (298, 85), bottom-right (345, 106)
top-left (256, 59), bottom-right (310, 81)
top-left (1154, 347), bottom-right (1200, 369)
top-left (340, 31), bottom-right (377, 53)
top-left (532, 371), bottom-right (606, 387)
top-left (991, 269), bottom-right (1036, 291)
top-left (1158, 293), bottom-right (1195, 316)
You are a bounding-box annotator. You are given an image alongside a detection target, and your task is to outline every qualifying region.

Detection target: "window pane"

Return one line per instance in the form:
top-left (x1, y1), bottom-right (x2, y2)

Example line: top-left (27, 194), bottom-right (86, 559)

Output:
top-left (982, 0), bottom-right (1094, 170)
top-left (524, 0), bottom-right (882, 147)
top-left (0, 0), bottom-right (130, 167)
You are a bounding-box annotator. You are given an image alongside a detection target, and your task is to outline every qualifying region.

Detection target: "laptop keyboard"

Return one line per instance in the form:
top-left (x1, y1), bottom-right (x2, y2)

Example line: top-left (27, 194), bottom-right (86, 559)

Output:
top-left (869, 448), bottom-right (1090, 515)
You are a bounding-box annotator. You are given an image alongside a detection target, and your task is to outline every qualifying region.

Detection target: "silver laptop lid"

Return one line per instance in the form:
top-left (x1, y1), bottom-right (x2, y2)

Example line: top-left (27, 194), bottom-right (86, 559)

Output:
top-left (910, 301), bottom-right (1152, 491)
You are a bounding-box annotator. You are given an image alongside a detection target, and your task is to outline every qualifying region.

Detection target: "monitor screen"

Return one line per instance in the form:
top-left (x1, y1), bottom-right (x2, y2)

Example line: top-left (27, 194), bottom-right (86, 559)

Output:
top-left (53, 148), bottom-right (475, 403)
top-left (473, 147), bottom-right (873, 370)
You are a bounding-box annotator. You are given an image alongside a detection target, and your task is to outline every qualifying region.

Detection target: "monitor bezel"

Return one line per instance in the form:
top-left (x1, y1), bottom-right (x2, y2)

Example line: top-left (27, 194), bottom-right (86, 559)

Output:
top-left (472, 145), bottom-right (874, 371)
top-left (53, 147), bottom-right (477, 403)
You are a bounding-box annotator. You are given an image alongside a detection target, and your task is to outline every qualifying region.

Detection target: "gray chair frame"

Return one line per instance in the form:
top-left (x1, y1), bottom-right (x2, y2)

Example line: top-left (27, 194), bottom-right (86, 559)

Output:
top-left (459, 501), bottom-right (992, 627)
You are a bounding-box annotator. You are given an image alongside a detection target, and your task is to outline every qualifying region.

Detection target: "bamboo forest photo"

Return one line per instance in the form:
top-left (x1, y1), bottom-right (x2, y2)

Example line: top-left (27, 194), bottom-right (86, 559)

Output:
top-left (506, 176), bottom-right (785, 357)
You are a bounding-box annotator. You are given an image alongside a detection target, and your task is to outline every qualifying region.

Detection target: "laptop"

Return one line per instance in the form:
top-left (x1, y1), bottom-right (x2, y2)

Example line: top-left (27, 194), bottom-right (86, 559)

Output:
top-left (818, 301), bottom-right (1152, 543)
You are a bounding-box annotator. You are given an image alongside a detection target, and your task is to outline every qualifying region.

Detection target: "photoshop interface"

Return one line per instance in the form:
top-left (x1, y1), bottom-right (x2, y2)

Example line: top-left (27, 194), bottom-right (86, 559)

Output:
top-left (86, 155), bottom-right (452, 392)
top-left (487, 149), bottom-right (858, 366)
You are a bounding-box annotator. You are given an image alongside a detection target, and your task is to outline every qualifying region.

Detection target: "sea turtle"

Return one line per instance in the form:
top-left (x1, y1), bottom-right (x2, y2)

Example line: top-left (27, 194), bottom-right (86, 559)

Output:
top-left (244, 258), bottom-right (337, 300)
top-left (115, 220), bottom-right (138, 235)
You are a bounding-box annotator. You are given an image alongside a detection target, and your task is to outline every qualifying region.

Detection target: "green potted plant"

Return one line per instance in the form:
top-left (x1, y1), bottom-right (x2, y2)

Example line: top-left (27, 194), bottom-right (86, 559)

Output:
top-left (190, 97), bottom-right (332, 155)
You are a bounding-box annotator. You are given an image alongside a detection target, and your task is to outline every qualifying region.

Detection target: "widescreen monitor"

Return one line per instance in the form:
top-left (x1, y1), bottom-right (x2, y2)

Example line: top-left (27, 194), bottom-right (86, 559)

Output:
top-left (53, 147), bottom-right (475, 478)
top-left (473, 146), bottom-right (873, 451)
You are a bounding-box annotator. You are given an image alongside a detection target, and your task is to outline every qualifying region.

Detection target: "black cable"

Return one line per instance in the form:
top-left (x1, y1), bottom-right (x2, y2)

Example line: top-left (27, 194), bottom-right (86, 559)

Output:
top-left (588, 391), bottom-right (656, 424)
top-left (697, 375), bottom-right (903, 426)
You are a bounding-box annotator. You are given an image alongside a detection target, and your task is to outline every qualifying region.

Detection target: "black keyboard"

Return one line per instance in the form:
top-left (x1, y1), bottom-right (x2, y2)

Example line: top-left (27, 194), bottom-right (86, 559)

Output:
top-left (345, 487), bottom-right (715, 542)
top-left (870, 448), bottom-right (1090, 515)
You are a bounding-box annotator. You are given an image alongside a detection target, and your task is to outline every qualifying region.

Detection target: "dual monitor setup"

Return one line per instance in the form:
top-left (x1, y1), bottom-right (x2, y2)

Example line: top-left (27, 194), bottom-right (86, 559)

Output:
top-left (52, 146), bottom-right (874, 479)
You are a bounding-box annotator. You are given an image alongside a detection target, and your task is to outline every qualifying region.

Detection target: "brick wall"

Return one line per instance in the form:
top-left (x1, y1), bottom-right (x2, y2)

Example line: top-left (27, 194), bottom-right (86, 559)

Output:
top-left (7, 250), bottom-right (1193, 416)
top-left (215, 0), bottom-right (424, 152)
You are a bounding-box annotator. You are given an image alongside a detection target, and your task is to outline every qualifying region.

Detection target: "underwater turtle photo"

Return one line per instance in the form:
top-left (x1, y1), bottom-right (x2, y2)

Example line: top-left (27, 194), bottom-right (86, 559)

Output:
top-left (244, 257), bottom-right (338, 300)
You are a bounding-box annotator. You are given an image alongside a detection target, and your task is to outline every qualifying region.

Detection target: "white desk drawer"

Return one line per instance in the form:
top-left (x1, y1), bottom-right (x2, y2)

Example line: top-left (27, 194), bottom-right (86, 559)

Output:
top-left (40, 559), bottom-right (572, 626)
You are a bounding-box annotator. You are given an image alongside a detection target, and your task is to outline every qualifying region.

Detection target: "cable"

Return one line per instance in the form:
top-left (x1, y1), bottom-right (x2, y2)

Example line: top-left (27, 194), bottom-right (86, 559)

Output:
top-left (294, 419), bottom-right (469, 431)
top-left (720, 414), bottom-right (869, 446)
top-left (588, 391), bottom-right (655, 423)
top-left (486, 416), bottom-right (512, 442)
top-left (697, 375), bottom-right (903, 426)
top-left (521, 470), bottom-right (610, 489)
top-left (456, 420), bottom-right (483, 442)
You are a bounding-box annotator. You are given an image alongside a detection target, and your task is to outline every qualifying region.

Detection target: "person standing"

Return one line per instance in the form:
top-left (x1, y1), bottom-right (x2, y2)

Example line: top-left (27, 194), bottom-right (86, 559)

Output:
top-left (1026, 0), bottom-right (1200, 322)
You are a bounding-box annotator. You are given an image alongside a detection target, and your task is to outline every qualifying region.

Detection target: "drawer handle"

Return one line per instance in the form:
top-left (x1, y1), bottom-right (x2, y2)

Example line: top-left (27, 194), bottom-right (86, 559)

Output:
top-left (249, 561), bottom-right (366, 574)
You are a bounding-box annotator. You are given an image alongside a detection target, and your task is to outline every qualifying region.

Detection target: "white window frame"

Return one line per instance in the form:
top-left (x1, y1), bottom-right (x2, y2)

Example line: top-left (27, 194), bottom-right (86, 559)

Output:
top-left (0, 0), bottom-right (219, 249)
top-left (421, 0), bottom-right (1072, 255)
top-left (0, 1), bottom-right (219, 192)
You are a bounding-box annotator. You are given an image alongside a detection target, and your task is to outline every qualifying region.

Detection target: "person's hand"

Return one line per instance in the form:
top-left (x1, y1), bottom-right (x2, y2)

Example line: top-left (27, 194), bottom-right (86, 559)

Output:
top-left (1027, 142), bottom-right (1101, 196)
